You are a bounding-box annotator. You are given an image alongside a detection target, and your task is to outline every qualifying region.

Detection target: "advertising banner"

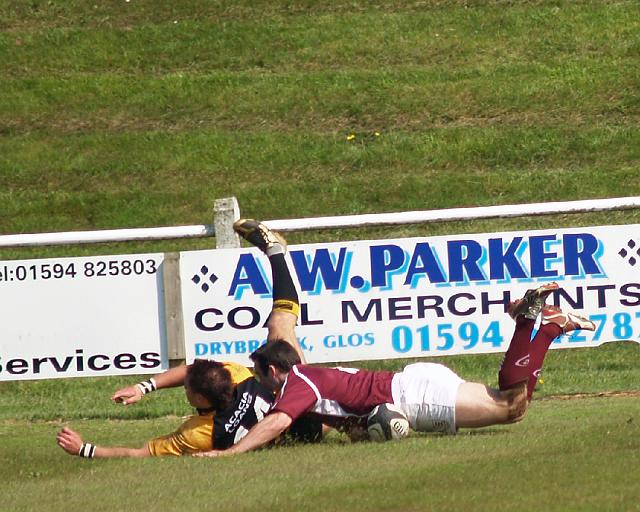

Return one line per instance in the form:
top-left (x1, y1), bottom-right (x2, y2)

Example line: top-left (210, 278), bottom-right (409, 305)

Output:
top-left (0, 254), bottom-right (167, 380)
top-left (181, 224), bottom-right (640, 366)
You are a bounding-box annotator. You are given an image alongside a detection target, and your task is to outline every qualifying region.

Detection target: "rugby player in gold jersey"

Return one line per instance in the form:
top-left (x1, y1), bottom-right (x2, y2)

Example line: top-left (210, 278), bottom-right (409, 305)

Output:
top-left (57, 220), bottom-right (311, 458)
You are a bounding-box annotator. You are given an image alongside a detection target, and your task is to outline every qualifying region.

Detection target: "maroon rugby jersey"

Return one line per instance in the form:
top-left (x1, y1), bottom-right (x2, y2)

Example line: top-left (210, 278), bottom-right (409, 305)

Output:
top-left (270, 365), bottom-right (395, 428)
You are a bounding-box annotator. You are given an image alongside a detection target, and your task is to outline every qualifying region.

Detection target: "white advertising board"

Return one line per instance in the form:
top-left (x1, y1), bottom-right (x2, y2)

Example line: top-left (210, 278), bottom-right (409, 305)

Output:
top-left (0, 254), bottom-right (167, 381)
top-left (181, 224), bottom-right (640, 366)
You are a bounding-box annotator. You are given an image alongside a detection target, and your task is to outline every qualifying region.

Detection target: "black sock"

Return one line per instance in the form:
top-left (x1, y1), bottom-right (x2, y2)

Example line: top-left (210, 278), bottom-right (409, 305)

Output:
top-left (269, 253), bottom-right (300, 317)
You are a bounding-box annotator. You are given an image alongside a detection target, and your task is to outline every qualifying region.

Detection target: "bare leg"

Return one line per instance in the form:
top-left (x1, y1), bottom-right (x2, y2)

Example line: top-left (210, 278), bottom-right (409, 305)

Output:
top-left (267, 310), bottom-right (304, 362)
top-left (234, 219), bottom-right (305, 362)
top-left (455, 381), bottom-right (528, 428)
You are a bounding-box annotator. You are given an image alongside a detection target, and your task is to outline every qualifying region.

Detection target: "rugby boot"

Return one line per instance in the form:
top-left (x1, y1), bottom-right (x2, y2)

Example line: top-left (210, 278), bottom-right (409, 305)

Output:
top-left (508, 282), bottom-right (560, 320)
top-left (233, 218), bottom-right (287, 254)
top-left (541, 305), bottom-right (595, 333)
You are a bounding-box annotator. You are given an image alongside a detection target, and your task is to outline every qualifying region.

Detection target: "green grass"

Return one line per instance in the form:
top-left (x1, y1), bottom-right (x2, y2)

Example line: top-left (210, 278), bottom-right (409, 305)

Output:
top-left (1, 0), bottom-right (639, 261)
top-left (2, 395), bottom-right (639, 512)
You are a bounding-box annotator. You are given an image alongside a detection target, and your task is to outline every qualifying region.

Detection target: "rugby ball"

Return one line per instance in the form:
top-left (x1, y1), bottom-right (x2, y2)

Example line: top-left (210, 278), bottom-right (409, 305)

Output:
top-left (366, 403), bottom-right (410, 442)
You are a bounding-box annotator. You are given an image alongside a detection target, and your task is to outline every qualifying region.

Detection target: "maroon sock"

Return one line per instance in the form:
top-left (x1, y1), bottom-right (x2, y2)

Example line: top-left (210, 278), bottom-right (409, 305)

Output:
top-left (498, 317), bottom-right (535, 390)
top-left (526, 323), bottom-right (562, 400)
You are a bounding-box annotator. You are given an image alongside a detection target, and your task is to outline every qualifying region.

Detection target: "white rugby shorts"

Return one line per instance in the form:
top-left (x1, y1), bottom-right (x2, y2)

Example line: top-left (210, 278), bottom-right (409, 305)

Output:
top-left (391, 362), bottom-right (465, 434)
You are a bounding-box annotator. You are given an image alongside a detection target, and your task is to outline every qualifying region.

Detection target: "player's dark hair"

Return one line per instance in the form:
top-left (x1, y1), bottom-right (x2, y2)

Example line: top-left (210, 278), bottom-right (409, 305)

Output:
top-left (250, 340), bottom-right (301, 375)
top-left (184, 359), bottom-right (234, 412)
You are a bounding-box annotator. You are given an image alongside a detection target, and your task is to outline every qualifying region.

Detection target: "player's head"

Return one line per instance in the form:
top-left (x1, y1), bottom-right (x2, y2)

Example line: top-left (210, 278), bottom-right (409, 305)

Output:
top-left (250, 340), bottom-right (300, 390)
top-left (184, 359), bottom-right (234, 414)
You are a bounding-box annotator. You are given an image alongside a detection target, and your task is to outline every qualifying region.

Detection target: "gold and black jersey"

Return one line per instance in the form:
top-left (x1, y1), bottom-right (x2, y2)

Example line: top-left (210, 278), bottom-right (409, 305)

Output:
top-left (146, 362), bottom-right (322, 456)
top-left (212, 377), bottom-right (274, 449)
top-left (148, 362), bottom-right (272, 456)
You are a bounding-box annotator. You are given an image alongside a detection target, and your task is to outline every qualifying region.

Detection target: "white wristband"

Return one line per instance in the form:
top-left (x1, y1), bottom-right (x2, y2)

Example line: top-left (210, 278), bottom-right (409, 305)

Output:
top-left (136, 377), bottom-right (157, 395)
top-left (79, 443), bottom-right (96, 458)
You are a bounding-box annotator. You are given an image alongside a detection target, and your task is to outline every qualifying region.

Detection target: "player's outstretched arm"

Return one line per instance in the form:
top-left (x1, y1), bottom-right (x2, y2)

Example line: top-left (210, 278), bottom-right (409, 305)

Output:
top-left (57, 427), bottom-right (150, 458)
top-left (111, 364), bottom-right (190, 405)
top-left (194, 412), bottom-right (293, 458)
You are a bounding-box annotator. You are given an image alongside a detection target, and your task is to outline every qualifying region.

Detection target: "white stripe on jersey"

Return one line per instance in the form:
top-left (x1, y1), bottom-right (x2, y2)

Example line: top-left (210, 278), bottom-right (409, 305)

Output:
top-left (293, 365), bottom-right (363, 418)
top-left (272, 375), bottom-right (289, 411)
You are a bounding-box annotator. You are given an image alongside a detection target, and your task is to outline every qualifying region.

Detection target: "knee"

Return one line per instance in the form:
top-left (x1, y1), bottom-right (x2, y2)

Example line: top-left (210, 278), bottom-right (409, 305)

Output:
top-left (505, 383), bottom-right (528, 423)
top-left (507, 402), bottom-right (527, 423)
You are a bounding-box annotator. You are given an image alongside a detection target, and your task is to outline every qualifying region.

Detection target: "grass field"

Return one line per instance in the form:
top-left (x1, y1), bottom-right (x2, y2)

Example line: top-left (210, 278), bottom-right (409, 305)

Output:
top-left (2, 393), bottom-right (640, 511)
top-left (2, 344), bottom-right (639, 511)
top-left (1, 1), bottom-right (640, 510)
top-left (1, 0), bottom-right (639, 258)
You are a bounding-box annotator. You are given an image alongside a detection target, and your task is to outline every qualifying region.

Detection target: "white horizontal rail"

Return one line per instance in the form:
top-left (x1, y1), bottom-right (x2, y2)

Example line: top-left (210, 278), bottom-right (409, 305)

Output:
top-left (1, 196), bottom-right (638, 248)
top-left (265, 197), bottom-right (640, 232)
top-left (0, 225), bottom-right (214, 248)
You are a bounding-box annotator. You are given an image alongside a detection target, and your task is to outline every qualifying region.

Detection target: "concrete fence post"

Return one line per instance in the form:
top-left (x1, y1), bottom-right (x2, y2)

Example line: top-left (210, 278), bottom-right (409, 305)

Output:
top-left (214, 196), bottom-right (241, 249)
top-left (162, 252), bottom-right (186, 365)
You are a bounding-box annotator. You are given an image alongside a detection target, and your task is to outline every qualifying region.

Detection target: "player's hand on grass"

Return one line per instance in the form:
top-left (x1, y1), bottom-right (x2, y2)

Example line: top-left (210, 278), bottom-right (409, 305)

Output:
top-left (111, 385), bottom-right (143, 405)
top-left (57, 427), bottom-right (83, 456)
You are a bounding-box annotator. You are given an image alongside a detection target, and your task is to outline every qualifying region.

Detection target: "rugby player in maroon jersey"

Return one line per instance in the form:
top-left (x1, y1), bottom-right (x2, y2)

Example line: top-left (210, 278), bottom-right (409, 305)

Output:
top-left (194, 221), bottom-right (596, 458)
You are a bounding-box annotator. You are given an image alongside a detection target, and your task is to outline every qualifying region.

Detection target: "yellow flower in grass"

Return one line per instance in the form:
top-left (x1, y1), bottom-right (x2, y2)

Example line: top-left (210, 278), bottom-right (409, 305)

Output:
top-left (346, 134), bottom-right (356, 141)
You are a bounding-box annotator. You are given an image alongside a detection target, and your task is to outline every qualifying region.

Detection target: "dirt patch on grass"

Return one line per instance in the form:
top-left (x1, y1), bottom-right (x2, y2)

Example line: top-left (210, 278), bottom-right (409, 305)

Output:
top-left (540, 390), bottom-right (640, 401)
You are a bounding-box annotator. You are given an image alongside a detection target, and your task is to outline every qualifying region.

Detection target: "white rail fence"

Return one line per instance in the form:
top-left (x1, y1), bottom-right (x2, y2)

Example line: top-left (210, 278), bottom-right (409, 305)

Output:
top-left (2, 195), bottom-right (639, 378)
top-left (1, 196), bottom-right (639, 249)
